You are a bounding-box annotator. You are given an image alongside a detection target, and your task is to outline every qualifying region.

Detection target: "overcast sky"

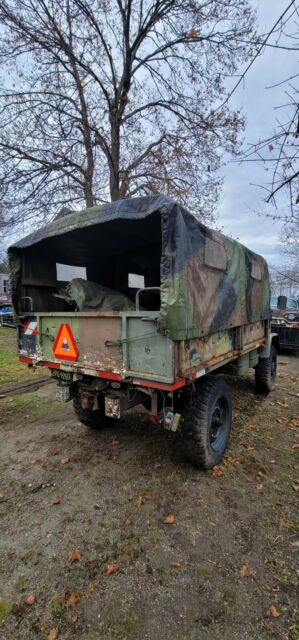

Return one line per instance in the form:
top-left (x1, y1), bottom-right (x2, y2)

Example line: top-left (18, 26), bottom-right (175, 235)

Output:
top-left (218, 0), bottom-right (298, 266)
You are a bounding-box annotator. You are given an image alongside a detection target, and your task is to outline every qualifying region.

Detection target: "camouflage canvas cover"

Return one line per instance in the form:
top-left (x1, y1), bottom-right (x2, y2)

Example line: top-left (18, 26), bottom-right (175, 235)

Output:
top-left (8, 195), bottom-right (270, 340)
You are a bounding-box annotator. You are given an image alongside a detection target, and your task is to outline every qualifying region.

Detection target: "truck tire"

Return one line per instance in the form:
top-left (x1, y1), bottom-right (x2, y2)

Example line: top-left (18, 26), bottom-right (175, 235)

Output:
top-left (255, 344), bottom-right (277, 394)
top-left (73, 396), bottom-right (114, 429)
top-left (181, 377), bottom-right (232, 469)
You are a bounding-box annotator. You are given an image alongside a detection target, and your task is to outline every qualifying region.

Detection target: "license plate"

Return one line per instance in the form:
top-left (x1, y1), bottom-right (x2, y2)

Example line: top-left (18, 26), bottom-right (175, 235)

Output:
top-left (51, 369), bottom-right (73, 383)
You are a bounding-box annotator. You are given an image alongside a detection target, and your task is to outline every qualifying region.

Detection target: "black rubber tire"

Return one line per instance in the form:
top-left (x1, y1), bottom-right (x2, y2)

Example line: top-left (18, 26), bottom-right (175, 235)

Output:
top-left (73, 396), bottom-right (114, 429)
top-left (255, 345), bottom-right (277, 394)
top-left (181, 377), bottom-right (232, 469)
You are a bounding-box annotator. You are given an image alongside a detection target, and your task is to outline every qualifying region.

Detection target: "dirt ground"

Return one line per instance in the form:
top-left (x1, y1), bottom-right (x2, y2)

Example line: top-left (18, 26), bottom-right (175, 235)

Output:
top-left (0, 328), bottom-right (298, 640)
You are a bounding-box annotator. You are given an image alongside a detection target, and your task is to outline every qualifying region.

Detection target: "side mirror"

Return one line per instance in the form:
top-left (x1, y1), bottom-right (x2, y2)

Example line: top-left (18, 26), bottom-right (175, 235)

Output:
top-left (277, 295), bottom-right (287, 310)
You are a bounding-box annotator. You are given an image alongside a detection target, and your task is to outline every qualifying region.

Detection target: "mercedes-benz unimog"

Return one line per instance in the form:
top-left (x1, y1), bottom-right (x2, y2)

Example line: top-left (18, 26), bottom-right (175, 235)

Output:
top-left (8, 195), bottom-right (277, 468)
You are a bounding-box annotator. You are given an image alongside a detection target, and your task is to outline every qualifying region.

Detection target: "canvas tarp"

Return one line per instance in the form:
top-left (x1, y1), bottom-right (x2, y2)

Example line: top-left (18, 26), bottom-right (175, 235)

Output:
top-left (8, 195), bottom-right (270, 340)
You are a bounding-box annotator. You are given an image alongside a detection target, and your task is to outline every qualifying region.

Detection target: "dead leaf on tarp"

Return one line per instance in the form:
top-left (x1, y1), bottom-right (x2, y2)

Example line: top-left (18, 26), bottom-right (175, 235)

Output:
top-left (164, 514), bottom-right (175, 525)
top-left (170, 561), bottom-right (181, 569)
top-left (106, 563), bottom-right (119, 576)
top-left (268, 604), bottom-right (282, 618)
top-left (24, 595), bottom-right (35, 605)
top-left (49, 497), bottom-right (61, 505)
top-left (212, 467), bottom-right (223, 477)
top-left (239, 564), bottom-right (256, 577)
top-left (68, 548), bottom-right (81, 562)
top-left (66, 592), bottom-right (80, 608)
top-left (48, 628), bottom-right (59, 640)
top-left (60, 457), bottom-right (70, 465)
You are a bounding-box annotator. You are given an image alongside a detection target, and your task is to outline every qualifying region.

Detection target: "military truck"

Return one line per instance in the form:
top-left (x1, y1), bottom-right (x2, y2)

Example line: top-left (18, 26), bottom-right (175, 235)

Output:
top-left (8, 196), bottom-right (277, 469)
top-left (271, 295), bottom-right (299, 350)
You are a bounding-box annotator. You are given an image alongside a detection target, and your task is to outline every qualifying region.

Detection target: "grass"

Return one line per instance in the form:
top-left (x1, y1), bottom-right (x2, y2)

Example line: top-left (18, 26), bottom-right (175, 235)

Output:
top-left (0, 392), bottom-right (58, 427)
top-left (0, 600), bottom-right (11, 625)
top-left (0, 327), bottom-right (41, 385)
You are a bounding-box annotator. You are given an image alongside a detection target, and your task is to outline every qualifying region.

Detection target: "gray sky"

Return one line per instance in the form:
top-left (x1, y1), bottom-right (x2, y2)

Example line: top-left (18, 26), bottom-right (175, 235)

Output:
top-left (218, 0), bottom-right (298, 265)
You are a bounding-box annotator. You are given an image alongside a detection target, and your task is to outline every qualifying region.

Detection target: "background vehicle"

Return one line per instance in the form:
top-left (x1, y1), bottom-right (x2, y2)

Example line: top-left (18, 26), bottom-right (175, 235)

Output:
top-left (271, 295), bottom-right (299, 350)
top-left (8, 195), bottom-right (278, 469)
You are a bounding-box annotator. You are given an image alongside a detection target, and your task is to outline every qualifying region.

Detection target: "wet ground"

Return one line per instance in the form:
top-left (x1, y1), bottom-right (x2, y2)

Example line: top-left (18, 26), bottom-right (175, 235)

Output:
top-left (0, 330), bottom-right (298, 639)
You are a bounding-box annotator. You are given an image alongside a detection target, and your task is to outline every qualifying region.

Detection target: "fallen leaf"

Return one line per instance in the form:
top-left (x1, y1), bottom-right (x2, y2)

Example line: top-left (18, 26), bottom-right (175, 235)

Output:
top-left (277, 372), bottom-right (287, 378)
top-left (164, 514), bottom-right (175, 525)
top-left (68, 611), bottom-right (77, 624)
top-left (276, 401), bottom-right (289, 408)
top-left (292, 485), bottom-right (299, 492)
top-left (111, 437), bottom-right (119, 446)
top-left (66, 592), bottom-right (80, 608)
top-left (240, 440), bottom-right (254, 449)
top-left (292, 444), bottom-right (299, 449)
top-left (263, 621), bottom-right (274, 632)
top-left (229, 455), bottom-right (240, 465)
top-left (30, 459), bottom-right (37, 464)
top-left (154, 463), bottom-right (161, 470)
top-left (48, 628), bottom-right (59, 640)
top-left (256, 483), bottom-right (263, 491)
top-left (239, 564), bottom-right (256, 577)
top-left (60, 457), bottom-right (70, 465)
top-left (268, 604), bottom-right (282, 618)
top-left (212, 466), bottom-right (223, 477)
top-left (288, 419), bottom-right (299, 428)
top-left (170, 561), bottom-right (181, 568)
top-left (247, 424), bottom-right (257, 430)
top-left (49, 497), bottom-right (61, 505)
top-left (24, 595), bottom-right (35, 605)
top-left (68, 548), bottom-right (81, 562)
top-left (268, 143), bottom-right (274, 151)
top-left (106, 563), bottom-right (119, 576)
top-left (135, 495), bottom-right (143, 509)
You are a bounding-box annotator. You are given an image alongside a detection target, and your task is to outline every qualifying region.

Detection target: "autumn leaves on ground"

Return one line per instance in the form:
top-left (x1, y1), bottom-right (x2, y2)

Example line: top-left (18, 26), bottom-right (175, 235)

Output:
top-left (0, 327), bottom-right (298, 640)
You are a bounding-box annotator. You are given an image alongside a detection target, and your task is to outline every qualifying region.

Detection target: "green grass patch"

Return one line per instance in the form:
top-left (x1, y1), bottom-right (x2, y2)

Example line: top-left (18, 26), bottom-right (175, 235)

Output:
top-left (0, 392), bottom-right (59, 426)
top-left (0, 599), bottom-right (11, 624)
top-left (0, 328), bottom-right (41, 384)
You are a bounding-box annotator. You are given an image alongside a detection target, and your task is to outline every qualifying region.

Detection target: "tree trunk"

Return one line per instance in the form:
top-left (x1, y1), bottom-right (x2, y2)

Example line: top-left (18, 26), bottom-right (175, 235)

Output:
top-left (109, 108), bottom-right (121, 201)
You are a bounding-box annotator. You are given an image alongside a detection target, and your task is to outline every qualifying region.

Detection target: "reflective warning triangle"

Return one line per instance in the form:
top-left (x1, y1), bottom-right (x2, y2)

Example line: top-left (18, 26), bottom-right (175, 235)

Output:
top-left (53, 324), bottom-right (79, 362)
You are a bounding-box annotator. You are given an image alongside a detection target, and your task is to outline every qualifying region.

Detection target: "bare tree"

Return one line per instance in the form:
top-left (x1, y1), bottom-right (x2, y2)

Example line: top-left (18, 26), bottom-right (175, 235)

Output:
top-left (0, 0), bottom-right (256, 230)
top-left (237, 1), bottom-right (299, 225)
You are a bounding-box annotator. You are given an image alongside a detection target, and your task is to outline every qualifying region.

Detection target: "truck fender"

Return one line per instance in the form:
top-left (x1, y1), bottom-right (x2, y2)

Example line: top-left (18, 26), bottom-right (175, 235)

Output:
top-left (258, 333), bottom-right (279, 358)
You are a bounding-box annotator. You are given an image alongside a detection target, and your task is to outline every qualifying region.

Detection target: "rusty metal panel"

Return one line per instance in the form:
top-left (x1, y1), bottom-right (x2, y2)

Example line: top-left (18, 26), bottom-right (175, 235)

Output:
top-left (37, 313), bottom-right (123, 374)
top-left (178, 321), bottom-right (266, 378)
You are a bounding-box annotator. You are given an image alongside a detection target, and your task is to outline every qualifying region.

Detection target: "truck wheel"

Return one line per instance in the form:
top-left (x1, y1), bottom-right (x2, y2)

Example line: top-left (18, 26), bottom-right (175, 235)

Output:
top-left (181, 377), bottom-right (232, 469)
top-left (255, 345), bottom-right (277, 394)
top-left (73, 396), bottom-right (114, 429)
